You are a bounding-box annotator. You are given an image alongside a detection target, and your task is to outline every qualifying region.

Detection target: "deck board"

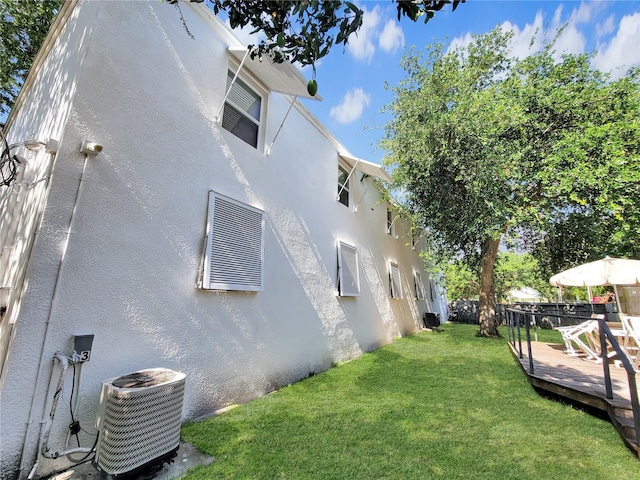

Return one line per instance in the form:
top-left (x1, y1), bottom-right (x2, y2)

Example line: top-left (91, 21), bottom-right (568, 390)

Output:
top-left (510, 340), bottom-right (640, 457)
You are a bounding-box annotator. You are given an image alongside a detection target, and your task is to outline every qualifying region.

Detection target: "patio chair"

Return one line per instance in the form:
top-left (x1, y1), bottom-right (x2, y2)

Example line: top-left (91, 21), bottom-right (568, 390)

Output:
top-left (555, 319), bottom-right (600, 360)
top-left (620, 315), bottom-right (640, 370)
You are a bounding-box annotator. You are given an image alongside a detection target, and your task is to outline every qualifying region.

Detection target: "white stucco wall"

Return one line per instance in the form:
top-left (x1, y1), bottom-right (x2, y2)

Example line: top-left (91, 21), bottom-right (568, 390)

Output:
top-left (0, 2), bottom-right (446, 479)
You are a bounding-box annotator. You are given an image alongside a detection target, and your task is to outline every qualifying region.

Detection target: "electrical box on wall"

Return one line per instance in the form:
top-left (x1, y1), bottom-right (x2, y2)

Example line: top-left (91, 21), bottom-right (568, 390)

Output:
top-left (73, 334), bottom-right (94, 362)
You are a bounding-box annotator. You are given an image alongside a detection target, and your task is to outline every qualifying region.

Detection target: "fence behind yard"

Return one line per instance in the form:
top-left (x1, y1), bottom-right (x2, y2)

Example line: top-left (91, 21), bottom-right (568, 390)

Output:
top-left (450, 300), bottom-right (613, 327)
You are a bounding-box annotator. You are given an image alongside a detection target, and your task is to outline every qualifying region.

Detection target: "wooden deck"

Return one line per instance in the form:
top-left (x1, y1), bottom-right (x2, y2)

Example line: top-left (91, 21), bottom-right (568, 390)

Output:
top-left (510, 340), bottom-right (640, 457)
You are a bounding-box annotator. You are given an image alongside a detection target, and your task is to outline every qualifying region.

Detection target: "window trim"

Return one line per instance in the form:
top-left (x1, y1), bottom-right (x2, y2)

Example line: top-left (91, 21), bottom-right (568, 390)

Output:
top-left (202, 191), bottom-right (265, 292)
top-left (337, 164), bottom-right (350, 207)
top-left (387, 207), bottom-right (397, 237)
top-left (221, 66), bottom-right (266, 149)
top-left (337, 241), bottom-right (360, 297)
top-left (389, 261), bottom-right (402, 299)
top-left (414, 271), bottom-right (426, 300)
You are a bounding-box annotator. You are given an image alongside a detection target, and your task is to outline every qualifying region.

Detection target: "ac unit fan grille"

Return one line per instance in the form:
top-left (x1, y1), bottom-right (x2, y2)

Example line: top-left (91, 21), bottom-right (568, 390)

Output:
top-left (95, 368), bottom-right (186, 476)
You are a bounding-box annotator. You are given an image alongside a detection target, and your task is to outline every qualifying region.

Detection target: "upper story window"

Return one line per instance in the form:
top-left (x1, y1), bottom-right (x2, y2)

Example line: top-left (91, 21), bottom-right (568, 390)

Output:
top-left (387, 207), bottom-right (396, 237)
top-left (222, 70), bottom-right (262, 148)
top-left (337, 165), bottom-right (350, 207)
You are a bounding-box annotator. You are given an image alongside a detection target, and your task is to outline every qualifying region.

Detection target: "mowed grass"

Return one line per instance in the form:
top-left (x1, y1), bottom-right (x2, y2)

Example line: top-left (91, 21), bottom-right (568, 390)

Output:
top-left (181, 323), bottom-right (639, 479)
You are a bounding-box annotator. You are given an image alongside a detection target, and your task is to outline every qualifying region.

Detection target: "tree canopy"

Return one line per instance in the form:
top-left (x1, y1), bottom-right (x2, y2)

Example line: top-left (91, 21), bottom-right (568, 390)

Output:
top-left (381, 27), bottom-right (640, 336)
top-left (0, 0), bottom-right (63, 119)
top-left (444, 252), bottom-right (557, 303)
top-left (183, 0), bottom-right (463, 66)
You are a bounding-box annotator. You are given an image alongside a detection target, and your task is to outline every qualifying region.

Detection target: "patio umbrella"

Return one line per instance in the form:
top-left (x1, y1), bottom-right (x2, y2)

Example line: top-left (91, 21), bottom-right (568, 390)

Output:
top-left (549, 256), bottom-right (640, 287)
top-left (508, 287), bottom-right (542, 302)
top-left (549, 256), bottom-right (640, 312)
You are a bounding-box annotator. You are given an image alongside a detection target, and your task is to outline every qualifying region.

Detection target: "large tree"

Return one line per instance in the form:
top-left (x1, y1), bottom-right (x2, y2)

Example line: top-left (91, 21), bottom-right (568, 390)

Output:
top-left (444, 252), bottom-right (556, 304)
top-left (381, 27), bottom-right (640, 337)
top-left (0, 0), bottom-right (63, 118)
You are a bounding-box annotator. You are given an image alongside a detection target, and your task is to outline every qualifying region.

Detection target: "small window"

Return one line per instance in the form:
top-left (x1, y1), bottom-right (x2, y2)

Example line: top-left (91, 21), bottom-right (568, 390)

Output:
top-left (337, 241), bottom-right (360, 296)
top-left (202, 191), bottom-right (264, 291)
top-left (222, 70), bottom-right (262, 148)
top-left (389, 261), bottom-right (402, 299)
top-left (387, 208), bottom-right (395, 237)
top-left (337, 165), bottom-right (350, 207)
top-left (414, 271), bottom-right (425, 300)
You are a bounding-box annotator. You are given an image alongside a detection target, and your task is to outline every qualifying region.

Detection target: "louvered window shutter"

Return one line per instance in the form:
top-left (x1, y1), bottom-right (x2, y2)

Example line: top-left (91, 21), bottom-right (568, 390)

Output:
top-left (389, 262), bottom-right (402, 298)
top-left (415, 272), bottom-right (425, 300)
top-left (222, 71), bottom-right (261, 147)
top-left (337, 242), bottom-right (360, 296)
top-left (203, 192), bottom-right (264, 291)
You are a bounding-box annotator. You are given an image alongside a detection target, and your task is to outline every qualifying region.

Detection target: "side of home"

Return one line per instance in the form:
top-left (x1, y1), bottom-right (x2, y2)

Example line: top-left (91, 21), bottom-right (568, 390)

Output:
top-left (0, 2), bottom-right (446, 478)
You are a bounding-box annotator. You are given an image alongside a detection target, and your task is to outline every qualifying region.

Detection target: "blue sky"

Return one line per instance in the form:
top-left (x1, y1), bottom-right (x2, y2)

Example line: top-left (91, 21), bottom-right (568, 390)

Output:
top-left (228, 1), bottom-right (640, 165)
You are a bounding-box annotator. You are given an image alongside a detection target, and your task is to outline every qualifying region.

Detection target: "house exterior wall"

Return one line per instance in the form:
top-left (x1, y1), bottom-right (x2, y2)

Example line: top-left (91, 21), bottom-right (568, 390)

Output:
top-left (0, 2), bottom-right (446, 479)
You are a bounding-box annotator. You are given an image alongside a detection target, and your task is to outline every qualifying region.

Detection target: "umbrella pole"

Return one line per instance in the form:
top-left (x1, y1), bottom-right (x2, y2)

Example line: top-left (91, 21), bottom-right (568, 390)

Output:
top-left (613, 284), bottom-right (622, 316)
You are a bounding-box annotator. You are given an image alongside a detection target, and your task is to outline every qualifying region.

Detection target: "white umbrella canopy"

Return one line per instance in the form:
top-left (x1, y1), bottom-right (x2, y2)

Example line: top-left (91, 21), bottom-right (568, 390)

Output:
top-left (508, 287), bottom-right (542, 302)
top-left (549, 256), bottom-right (640, 287)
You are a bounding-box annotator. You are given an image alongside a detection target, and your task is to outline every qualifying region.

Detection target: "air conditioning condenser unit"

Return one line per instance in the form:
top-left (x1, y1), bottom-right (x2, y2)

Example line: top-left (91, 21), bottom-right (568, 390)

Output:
top-left (94, 367), bottom-right (186, 477)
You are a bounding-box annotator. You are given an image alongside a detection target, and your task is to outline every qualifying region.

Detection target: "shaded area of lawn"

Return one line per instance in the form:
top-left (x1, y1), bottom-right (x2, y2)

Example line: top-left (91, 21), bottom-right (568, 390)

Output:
top-left (181, 324), bottom-right (637, 479)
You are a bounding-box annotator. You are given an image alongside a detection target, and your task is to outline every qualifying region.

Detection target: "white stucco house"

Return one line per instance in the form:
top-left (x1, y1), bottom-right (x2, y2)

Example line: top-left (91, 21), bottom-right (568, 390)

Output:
top-left (0, 1), bottom-right (447, 478)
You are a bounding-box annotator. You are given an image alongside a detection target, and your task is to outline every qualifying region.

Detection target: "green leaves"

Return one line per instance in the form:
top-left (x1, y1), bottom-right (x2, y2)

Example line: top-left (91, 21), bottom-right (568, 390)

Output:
top-left (382, 25), bottom-right (640, 301)
top-left (0, 0), bottom-right (63, 116)
top-left (202, 1), bottom-right (462, 76)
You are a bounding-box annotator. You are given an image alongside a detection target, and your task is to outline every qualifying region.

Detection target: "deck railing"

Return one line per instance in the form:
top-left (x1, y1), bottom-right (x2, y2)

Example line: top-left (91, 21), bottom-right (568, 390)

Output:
top-left (506, 307), bottom-right (640, 446)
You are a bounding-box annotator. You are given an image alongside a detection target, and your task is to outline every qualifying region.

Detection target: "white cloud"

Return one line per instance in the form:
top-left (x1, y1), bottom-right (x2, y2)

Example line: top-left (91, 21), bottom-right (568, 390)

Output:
top-left (452, 5), bottom-right (590, 61)
top-left (347, 5), bottom-right (382, 63)
top-left (596, 15), bottom-right (616, 38)
top-left (567, 2), bottom-right (594, 25)
top-left (593, 12), bottom-right (640, 79)
top-left (500, 13), bottom-right (546, 59)
top-left (549, 2), bottom-right (595, 58)
top-left (447, 31), bottom-right (474, 54)
top-left (553, 23), bottom-right (586, 58)
top-left (379, 20), bottom-right (405, 53)
top-left (330, 88), bottom-right (371, 124)
top-left (444, 2), bottom-right (639, 84)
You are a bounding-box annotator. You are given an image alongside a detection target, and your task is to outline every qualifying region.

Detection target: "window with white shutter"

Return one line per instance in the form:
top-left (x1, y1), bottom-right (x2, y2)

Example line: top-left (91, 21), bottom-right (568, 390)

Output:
top-left (222, 70), bottom-right (262, 148)
top-left (202, 192), bottom-right (264, 291)
top-left (337, 241), bottom-right (359, 296)
top-left (414, 271), bottom-right (426, 300)
top-left (337, 165), bottom-right (350, 207)
top-left (387, 208), bottom-right (396, 237)
top-left (389, 261), bottom-right (402, 299)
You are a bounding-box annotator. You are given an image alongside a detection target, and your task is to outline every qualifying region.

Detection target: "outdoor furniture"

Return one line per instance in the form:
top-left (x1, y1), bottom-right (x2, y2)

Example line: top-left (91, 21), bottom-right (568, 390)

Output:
top-left (621, 315), bottom-right (640, 369)
top-left (556, 320), bottom-right (600, 360)
top-left (550, 257), bottom-right (640, 365)
top-left (555, 314), bottom-right (626, 363)
top-left (585, 320), bottom-right (625, 365)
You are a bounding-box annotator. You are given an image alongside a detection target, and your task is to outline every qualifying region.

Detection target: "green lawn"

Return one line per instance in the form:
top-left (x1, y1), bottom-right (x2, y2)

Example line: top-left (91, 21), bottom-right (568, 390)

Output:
top-left (181, 323), bottom-right (638, 479)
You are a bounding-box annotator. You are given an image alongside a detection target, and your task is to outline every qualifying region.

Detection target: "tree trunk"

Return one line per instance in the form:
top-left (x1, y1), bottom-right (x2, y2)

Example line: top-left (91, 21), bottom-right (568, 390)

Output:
top-left (477, 236), bottom-right (501, 338)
